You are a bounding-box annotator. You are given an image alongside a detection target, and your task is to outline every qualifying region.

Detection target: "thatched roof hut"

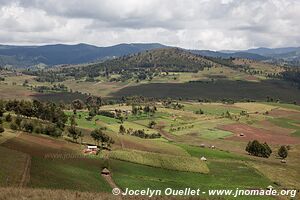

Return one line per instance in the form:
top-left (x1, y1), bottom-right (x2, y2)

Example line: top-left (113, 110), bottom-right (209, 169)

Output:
top-left (101, 168), bottom-right (110, 175)
top-left (200, 156), bottom-right (207, 161)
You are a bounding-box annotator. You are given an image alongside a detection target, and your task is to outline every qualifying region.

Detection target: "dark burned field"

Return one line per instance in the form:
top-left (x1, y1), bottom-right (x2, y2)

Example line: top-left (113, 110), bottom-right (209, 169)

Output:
top-left (31, 92), bottom-right (89, 103)
top-left (111, 80), bottom-right (300, 103)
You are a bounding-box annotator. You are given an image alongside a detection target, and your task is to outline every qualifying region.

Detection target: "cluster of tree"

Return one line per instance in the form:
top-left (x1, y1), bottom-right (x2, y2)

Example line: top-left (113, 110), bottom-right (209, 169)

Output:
top-left (5, 114), bottom-right (63, 137)
top-left (90, 128), bottom-right (114, 149)
top-left (245, 140), bottom-right (272, 158)
top-left (119, 125), bottom-right (160, 139)
top-left (131, 129), bottom-right (161, 139)
top-left (162, 100), bottom-right (184, 110)
top-left (132, 105), bottom-right (157, 115)
top-left (67, 114), bottom-right (83, 142)
top-left (3, 99), bottom-right (67, 129)
top-left (169, 124), bottom-right (194, 132)
top-left (98, 110), bottom-right (115, 118)
top-left (27, 48), bottom-right (216, 84)
top-left (24, 70), bottom-right (67, 83)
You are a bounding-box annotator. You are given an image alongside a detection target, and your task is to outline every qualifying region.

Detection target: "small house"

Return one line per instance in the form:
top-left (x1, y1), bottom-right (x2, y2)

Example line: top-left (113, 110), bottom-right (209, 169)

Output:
top-left (267, 185), bottom-right (273, 190)
top-left (88, 145), bottom-right (98, 151)
top-left (83, 145), bottom-right (99, 154)
top-left (200, 144), bottom-right (205, 148)
top-left (101, 168), bottom-right (110, 176)
top-left (281, 159), bottom-right (286, 163)
top-left (210, 145), bottom-right (216, 149)
top-left (200, 156), bottom-right (207, 161)
top-left (239, 133), bottom-right (245, 137)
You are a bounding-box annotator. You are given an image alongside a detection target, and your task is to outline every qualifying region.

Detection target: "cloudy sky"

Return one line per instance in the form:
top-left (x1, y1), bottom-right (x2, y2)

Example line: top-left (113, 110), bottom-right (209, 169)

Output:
top-left (0, 0), bottom-right (299, 50)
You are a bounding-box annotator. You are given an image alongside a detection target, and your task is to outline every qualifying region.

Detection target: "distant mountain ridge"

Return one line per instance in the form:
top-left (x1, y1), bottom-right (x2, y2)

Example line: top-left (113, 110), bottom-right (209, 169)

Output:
top-left (0, 43), bottom-right (167, 67)
top-left (0, 43), bottom-right (300, 68)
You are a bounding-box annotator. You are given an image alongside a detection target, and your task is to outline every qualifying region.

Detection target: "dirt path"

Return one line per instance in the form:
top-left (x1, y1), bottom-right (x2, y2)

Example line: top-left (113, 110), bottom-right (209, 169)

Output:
top-left (102, 174), bottom-right (123, 199)
top-left (19, 154), bottom-right (31, 187)
top-left (156, 125), bottom-right (175, 142)
top-left (102, 174), bottom-right (122, 192)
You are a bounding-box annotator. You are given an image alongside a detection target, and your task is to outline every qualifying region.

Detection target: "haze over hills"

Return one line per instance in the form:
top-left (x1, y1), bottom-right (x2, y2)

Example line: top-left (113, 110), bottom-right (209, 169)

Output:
top-left (0, 42), bottom-right (300, 68)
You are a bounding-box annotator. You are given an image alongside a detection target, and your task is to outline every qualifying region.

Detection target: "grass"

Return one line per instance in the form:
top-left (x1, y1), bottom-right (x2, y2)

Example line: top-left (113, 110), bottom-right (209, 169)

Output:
top-left (164, 118), bottom-right (233, 139)
top-left (183, 102), bottom-right (243, 116)
top-left (110, 159), bottom-right (273, 200)
top-left (108, 149), bottom-right (209, 173)
top-left (29, 156), bottom-right (111, 192)
top-left (177, 144), bottom-right (248, 161)
top-left (0, 146), bottom-right (27, 186)
top-left (264, 102), bottom-right (300, 111)
top-left (0, 187), bottom-right (115, 200)
top-left (1, 132), bottom-right (111, 192)
top-left (269, 118), bottom-right (300, 136)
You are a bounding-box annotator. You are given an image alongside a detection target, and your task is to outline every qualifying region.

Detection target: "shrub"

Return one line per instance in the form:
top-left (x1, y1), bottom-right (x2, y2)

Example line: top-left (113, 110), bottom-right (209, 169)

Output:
top-left (278, 145), bottom-right (288, 159)
top-left (246, 140), bottom-right (272, 158)
top-left (21, 120), bottom-right (35, 133)
top-left (5, 114), bottom-right (12, 122)
top-left (0, 125), bottom-right (4, 134)
top-left (10, 122), bottom-right (18, 130)
top-left (42, 125), bottom-right (62, 137)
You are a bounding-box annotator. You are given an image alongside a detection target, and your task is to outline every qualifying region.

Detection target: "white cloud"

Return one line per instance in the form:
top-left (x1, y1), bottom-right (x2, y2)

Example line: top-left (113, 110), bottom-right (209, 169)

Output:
top-left (0, 0), bottom-right (299, 50)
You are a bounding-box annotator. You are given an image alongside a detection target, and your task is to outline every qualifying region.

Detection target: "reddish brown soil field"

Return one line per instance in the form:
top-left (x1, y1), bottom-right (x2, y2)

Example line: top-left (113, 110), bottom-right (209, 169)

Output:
top-left (219, 123), bottom-right (300, 144)
top-left (268, 108), bottom-right (300, 117)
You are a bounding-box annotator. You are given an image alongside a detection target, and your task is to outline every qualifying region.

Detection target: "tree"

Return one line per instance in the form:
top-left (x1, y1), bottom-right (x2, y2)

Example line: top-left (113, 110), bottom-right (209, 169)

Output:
top-left (278, 145), bottom-right (288, 159)
top-left (72, 99), bottom-right (84, 110)
top-left (148, 120), bottom-right (156, 128)
top-left (0, 101), bottom-right (5, 117)
top-left (90, 129), bottom-right (103, 146)
top-left (10, 123), bottom-right (18, 130)
top-left (69, 115), bottom-right (77, 127)
top-left (0, 125), bottom-right (4, 135)
top-left (245, 140), bottom-right (272, 158)
top-left (68, 126), bottom-right (82, 142)
top-left (21, 120), bottom-right (34, 133)
top-left (15, 115), bottom-right (23, 128)
top-left (5, 113), bottom-right (12, 122)
top-left (90, 128), bottom-right (114, 148)
top-left (119, 125), bottom-right (126, 134)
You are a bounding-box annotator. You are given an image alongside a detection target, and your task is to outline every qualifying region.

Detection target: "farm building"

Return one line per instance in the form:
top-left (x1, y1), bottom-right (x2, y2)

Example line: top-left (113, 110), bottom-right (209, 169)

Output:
top-left (83, 145), bottom-right (99, 154)
top-left (101, 168), bottom-right (110, 175)
top-left (200, 156), bottom-right (207, 161)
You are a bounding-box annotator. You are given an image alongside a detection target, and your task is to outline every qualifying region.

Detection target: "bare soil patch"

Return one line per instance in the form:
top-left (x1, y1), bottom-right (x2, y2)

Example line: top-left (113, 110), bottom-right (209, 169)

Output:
top-left (268, 108), bottom-right (300, 117)
top-left (219, 123), bottom-right (300, 144)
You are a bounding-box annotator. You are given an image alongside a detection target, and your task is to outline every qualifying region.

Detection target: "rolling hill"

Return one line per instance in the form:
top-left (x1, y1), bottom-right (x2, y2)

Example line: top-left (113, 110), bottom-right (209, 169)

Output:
top-left (0, 43), bottom-right (167, 67)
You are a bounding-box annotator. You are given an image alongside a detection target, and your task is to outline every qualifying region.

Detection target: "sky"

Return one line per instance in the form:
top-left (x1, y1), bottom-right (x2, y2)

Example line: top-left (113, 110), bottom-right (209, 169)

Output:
top-left (0, 0), bottom-right (299, 50)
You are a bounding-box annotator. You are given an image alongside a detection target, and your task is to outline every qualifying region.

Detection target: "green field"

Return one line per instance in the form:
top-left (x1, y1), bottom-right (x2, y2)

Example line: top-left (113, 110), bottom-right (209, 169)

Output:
top-left (0, 146), bottom-right (27, 187)
top-left (177, 144), bottom-right (248, 161)
top-left (108, 149), bottom-right (209, 173)
top-left (111, 159), bottom-right (273, 200)
top-left (30, 157), bottom-right (111, 192)
top-left (269, 118), bottom-right (300, 136)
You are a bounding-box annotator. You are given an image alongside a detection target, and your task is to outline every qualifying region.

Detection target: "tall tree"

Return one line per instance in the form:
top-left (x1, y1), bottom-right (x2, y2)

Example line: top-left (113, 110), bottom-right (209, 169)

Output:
top-left (278, 145), bottom-right (288, 159)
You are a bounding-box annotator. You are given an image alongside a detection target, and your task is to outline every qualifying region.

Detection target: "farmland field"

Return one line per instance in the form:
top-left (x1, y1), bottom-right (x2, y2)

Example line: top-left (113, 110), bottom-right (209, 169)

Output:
top-left (1, 71), bottom-right (300, 199)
